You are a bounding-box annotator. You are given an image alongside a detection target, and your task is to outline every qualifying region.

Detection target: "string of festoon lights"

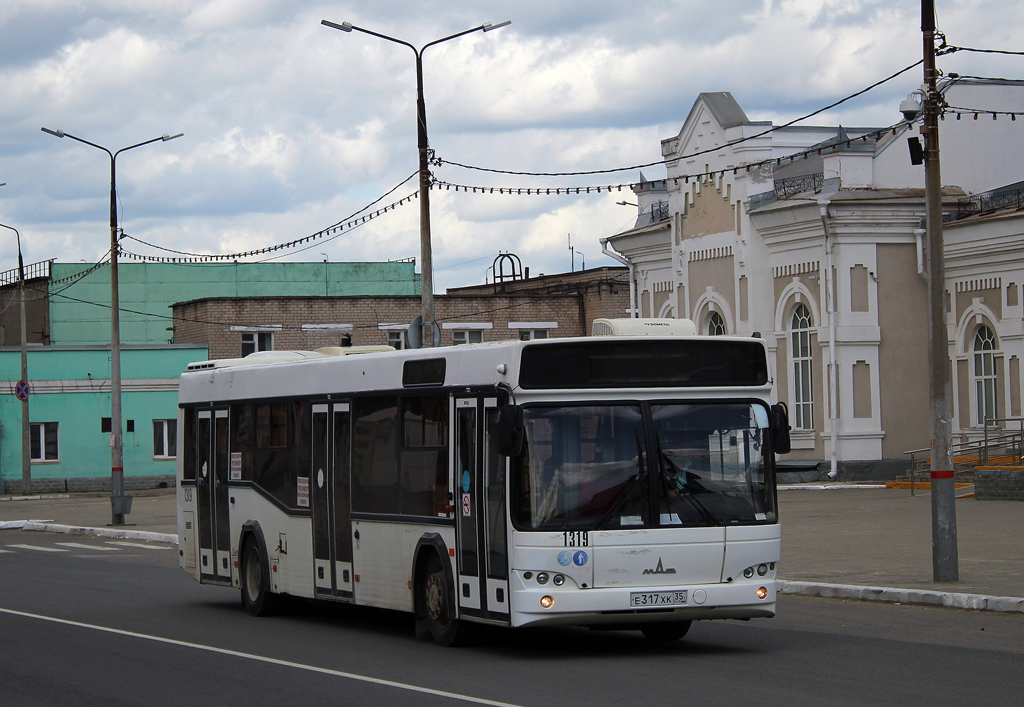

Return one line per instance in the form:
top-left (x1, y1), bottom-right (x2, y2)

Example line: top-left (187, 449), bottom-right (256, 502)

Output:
top-left (943, 105), bottom-right (1024, 120)
top-left (432, 119), bottom-right (924, 196)
top-left (49, 254), bottom-right (111, 285)
top-left (120, 188), bottom-right (420, 263)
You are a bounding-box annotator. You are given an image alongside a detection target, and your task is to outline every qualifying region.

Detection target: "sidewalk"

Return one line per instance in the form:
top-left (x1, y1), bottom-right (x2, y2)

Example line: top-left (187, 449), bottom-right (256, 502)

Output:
top-left (2, 486), bottom-right (1022, 612)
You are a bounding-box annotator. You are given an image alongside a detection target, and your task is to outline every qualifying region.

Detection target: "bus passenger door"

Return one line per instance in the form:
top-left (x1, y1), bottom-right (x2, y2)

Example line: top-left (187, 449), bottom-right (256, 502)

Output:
top-left (454, 397), bottom-right (510, 624)
top-left (311, 402), bottom-right (353, 600)
top-left (197, 408), bottom-right (231, 583)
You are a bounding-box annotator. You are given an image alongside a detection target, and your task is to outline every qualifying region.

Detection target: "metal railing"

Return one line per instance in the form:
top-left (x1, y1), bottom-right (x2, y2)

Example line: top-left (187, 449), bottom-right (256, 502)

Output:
top-left (0, 258), bottom-right (54, 287)
top-left (903, 417), bottom-right (1024, 496)
top-left (774, 172), bottom-right (824, 200)
top-left (956, 184), bottom-right (1024, 220)
top-left (634, 201), bottom-right (670, 227)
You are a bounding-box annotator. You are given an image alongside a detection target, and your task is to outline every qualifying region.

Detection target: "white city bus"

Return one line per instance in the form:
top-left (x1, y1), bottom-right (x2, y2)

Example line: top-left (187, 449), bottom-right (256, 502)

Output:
top-left (176, 320), bottom-right (790, 645)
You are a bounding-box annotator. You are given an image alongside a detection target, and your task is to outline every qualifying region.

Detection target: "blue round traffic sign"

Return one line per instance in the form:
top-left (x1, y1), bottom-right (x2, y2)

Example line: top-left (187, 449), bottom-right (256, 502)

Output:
top-left (14, 380), bottom-right (30, 402)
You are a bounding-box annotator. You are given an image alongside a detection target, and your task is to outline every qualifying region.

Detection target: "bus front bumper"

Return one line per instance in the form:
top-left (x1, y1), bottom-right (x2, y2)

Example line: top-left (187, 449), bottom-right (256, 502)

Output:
top-left (508, 577), bottom-right (778, 628)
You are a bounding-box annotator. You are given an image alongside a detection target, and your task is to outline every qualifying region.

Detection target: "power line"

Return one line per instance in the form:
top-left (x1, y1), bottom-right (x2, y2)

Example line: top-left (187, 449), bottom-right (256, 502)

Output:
top-left (121, 171), bottom-right (419, 263)
top-left (432, 59), bottom-right (924, 177)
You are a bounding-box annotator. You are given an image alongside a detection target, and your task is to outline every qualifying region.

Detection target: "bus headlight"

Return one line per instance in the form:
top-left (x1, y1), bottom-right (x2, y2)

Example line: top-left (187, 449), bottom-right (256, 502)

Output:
top-left (553, 574), bottom-right (565, 586)
top-left (757, 564), bottom-right (768, 576)
top-left (536, 572), bottom-right (549, 585)
top-left (540, 595), bottom-right (554, 608)
top-left (757, 587), bottom-right (768, 599)
top-left (743, 567), bottom-right (754, 578)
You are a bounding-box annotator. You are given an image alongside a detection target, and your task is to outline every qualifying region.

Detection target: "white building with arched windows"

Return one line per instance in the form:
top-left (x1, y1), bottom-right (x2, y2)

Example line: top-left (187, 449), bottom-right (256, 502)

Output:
top-left (604, 82), bottom-right (1024, 479)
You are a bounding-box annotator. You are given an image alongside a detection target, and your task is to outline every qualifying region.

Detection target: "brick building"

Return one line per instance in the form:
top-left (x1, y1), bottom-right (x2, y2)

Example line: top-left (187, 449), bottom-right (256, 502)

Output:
top-left (172, 266), bottom-right (629, 360)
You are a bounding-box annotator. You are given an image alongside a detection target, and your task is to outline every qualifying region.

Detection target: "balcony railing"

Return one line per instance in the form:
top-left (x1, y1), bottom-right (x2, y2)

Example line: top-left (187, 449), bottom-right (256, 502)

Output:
top-left (774, 172), bottom-right (824, 200)
top-left (635, 200), bottom-right (670, 227)
top-left (0, 259), bottom-right (55, 287)
top-left (956, 185), bottom-right (1024, 220)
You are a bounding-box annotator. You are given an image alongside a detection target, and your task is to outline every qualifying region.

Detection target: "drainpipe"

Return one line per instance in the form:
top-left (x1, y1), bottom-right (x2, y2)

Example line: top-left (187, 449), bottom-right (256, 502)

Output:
top-left (819, 200), bottom-right (839, 479)
top-left (914, 225), bottom-right (927, 279)
top-left (601, 237), bottom-right (636, 318)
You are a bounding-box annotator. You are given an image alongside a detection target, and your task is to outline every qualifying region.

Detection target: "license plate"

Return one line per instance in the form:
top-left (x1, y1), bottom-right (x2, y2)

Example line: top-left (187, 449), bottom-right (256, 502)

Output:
top-left (629, 590), bottom-right (688, 607)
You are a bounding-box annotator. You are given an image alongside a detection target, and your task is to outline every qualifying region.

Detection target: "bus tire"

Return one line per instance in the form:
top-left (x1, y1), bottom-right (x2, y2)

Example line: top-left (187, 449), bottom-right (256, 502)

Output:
top-left (422, 553), bottom-right (467, 646)
top-left (641, 620), bottom-right (692, 642)
top-left (241, 537), bottom-right (284, 617)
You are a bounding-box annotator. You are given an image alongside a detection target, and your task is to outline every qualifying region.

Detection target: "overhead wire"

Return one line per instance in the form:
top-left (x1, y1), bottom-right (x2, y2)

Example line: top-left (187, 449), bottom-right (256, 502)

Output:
top-left (432, 59), bottom-right (925, 177)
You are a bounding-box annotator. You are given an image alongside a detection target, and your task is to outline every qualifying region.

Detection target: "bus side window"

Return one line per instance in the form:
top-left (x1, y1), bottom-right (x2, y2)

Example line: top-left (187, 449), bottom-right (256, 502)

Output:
top-left (230, 404), bottom-right (252, 481)
top-left (400, 395), bottom-right (449, 518)
top-left (182, 408), bottom-right (197, 481)
top-left (253, 403), bottom-right (296, 507)
top-left (352, 396), bottom-right (400, 515)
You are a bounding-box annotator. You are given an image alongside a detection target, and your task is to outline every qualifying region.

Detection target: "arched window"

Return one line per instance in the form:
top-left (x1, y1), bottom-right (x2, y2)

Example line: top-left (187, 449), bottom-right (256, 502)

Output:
top-left (707, 311), bottom-right (726, 336)
top-left (974, 325), bottom-right (998, 425)
top-left (791, 303), bottom-right (814, 430)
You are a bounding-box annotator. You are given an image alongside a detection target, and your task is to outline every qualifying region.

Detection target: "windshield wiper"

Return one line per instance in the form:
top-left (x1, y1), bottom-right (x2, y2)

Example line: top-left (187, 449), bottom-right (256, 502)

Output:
top-left (658, 441), bottom-right (719, 526)
top-left (593, 431), bottom-right (647, 530)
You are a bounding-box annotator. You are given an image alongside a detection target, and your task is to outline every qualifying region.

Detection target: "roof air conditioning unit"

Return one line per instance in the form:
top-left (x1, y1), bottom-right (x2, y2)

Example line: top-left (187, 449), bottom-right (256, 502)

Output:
top-left (591, 318), bottom-right (697, 336)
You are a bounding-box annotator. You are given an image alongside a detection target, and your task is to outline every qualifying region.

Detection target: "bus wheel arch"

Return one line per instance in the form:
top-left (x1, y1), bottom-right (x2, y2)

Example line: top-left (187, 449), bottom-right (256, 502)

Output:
top-left (239, 521), bottom-right (284, 617)
top-left (412, 533), bottom-right (464, 645)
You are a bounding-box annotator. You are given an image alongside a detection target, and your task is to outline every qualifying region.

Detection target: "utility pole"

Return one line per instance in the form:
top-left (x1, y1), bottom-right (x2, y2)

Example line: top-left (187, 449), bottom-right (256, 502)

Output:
top-left (922, 0), bottom-right (959, 581)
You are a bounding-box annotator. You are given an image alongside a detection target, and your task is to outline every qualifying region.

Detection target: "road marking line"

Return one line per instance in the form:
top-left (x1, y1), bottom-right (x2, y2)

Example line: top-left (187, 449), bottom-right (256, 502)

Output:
top-left (0, 549), bottom-right (14, 553)
top-left (56, 542), bottom-right (121, 552)
top-left (0, 607), bottom-right (526, 707)
top-left (6, 544), bottom-right (69, 553)
top-left (104, 541), bottom-right (171, 550)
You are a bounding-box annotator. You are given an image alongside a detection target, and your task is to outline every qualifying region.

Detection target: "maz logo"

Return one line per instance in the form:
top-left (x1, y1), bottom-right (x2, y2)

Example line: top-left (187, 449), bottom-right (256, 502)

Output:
top-left (642, 558), bottom-right (677, 575)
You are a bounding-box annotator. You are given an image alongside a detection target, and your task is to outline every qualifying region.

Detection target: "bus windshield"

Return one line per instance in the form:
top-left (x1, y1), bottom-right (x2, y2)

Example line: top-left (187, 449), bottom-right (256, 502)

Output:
top-left (512, 402), bottom-right (775, 530)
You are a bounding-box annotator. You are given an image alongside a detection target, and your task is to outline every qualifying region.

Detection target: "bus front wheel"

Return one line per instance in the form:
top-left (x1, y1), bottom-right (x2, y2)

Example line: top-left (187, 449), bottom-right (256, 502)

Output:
top-left (422, 554), bottom-right (467, 646)
top-left (241, 538), bottom-right (284, 617)
top-left (641, 620), bottom-right (692, 642)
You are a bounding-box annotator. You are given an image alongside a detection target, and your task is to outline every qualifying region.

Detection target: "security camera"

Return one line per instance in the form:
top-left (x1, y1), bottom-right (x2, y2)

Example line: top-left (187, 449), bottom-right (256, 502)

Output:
top-left (900, 90), bottom-right (925, 121)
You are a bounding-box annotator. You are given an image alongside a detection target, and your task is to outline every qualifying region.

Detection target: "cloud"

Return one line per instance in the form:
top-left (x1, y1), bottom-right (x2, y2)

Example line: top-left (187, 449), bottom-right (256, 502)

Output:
top-left (1, 0), bottom-right (1023, 294)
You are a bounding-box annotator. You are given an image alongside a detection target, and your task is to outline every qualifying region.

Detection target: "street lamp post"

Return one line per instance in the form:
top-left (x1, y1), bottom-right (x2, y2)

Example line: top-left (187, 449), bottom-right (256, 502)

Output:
top-left (0, 220), bottom-right (31, 495)
top-left (322, 19), bottom-right (510, 347)
top-left (41, 128), bottom-right (182, 524)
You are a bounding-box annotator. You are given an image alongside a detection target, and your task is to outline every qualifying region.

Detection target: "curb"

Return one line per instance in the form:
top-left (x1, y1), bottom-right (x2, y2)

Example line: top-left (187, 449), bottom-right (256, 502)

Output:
top-left (15, 521), bottom-right (177, 545)
top-left (777, 484), bottom-right (888, 490)
top-left (780, 580), bottom-right (1024, 614)
top-left (0, 494), bottom-right (71, 502)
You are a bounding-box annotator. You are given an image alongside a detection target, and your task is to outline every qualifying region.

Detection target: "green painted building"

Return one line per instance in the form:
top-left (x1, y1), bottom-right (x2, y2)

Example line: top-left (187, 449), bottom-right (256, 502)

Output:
top-left (48, 261), bottom-right (420, 345)
top-left (0, 344), bottom-right (207, 494)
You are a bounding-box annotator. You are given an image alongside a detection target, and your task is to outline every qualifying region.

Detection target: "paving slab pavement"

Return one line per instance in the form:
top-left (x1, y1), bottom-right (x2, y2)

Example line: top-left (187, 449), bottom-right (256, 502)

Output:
top-left (2, 485), bottom-right (1021, 611)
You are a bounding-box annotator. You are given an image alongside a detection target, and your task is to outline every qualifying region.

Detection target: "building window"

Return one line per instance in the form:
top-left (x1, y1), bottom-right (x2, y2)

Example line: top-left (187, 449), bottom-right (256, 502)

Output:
top-left (974, 325), bottom-right (998, 426)
top-left (790, 303), bottom-right (814, 430)
top-left (518, 329), bottom-right (549, 341)
top-left (30, 422), bottom-right (59, 462)
top-left (707, 311), bottom-right (726, 336)
top-left (154, 419), bottom-right (177, 458)
top-left (452, 330), bottom-right (483, 345)
top-left (388, 331), bottom-right (408, 349)
top-left (241, 332), bottom-right (273, 357)
top-left (101, 417), bottom-right (112, 433)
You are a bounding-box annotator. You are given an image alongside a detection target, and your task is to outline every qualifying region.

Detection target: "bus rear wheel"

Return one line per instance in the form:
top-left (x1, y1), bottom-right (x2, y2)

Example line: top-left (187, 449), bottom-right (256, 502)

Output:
top-left (641, 620), bottom-right (692, 642)
top-left (422, 554), bottom-right (468, 646)
top-left (241, 538), bottom-right (284, 617)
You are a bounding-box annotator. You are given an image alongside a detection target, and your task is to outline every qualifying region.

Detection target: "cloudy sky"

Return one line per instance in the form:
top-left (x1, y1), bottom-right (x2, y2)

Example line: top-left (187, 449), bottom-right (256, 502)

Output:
top-left (1, 0), bottom-right (1022, 291)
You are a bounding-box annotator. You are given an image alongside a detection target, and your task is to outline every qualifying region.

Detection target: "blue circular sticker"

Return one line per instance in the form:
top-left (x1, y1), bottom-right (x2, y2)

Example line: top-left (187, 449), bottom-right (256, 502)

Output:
top-left (462, 470), bottom-right (471, 493)
top-left (557, 550), bottom-right (571, 566)
top-left (573, 550), bottom-right (588, 567)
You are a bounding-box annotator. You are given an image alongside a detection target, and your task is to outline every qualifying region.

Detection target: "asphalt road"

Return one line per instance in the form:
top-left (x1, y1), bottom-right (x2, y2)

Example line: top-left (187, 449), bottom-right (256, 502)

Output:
top-left (2, 530), bottom-right (1022, 707)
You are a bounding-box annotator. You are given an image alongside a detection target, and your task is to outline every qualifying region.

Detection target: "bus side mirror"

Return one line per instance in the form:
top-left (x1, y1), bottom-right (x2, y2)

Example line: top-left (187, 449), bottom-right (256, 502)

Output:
top-left (771, 403), bottom-right (791, 455)
top-left (497, 404), bottom-right (525, 457)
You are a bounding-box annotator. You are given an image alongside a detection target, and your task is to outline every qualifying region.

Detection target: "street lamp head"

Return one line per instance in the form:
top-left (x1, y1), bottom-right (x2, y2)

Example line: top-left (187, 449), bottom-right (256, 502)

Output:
top-left (322, 19), bottom-right (353, 32)
top-left (482, 20), bottom-right (511, 32)
top-left (162, 133), bottom-right (184, 142)
top-left (41, 127), bottom-right (65, 138)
